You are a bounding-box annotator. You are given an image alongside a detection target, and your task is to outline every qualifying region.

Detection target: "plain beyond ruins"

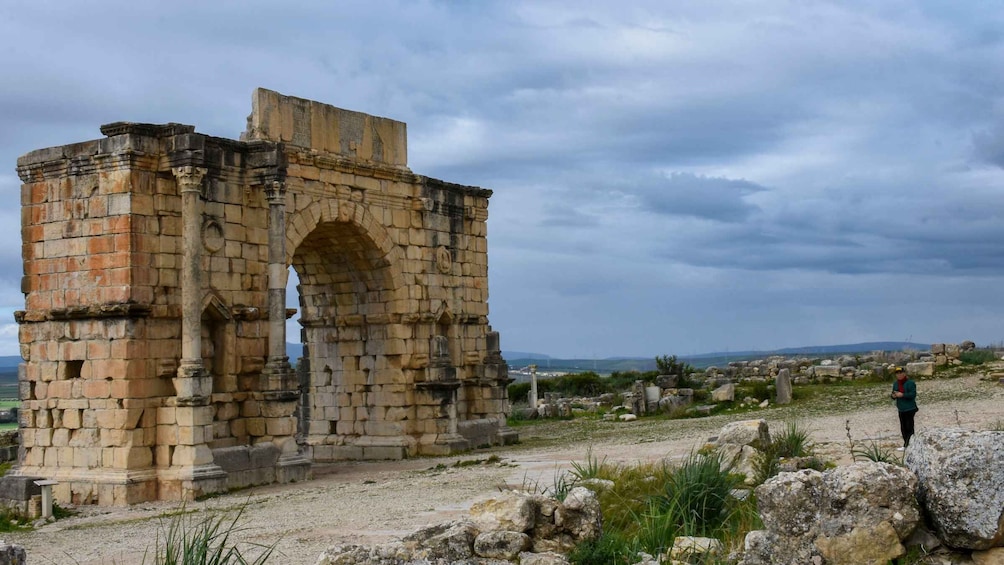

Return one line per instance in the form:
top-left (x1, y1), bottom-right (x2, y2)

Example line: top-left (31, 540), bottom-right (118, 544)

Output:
top-left (10, 88), bottom-right (515, 505)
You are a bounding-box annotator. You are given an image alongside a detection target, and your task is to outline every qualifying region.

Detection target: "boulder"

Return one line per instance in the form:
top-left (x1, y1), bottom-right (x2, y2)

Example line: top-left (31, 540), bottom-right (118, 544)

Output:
top-left (717, 444), bottom-right (760, 485)
top-left (711, 383), bottom-right (735, 402)
top-left (469, 490), bottom-right (535, 533)
top-left (739, 462), bottom-right (920, 565)
top-left (402, 520), bottom-right (479, 561)
top-left (554, 487), bottom-right (602, 542)
top-left (668, 536), bottom-right (723, 563)
top-left (904, 429), bottom-right (1004, 549)
top-left (474, 531), bottom-right (531, 560)
top-left (715, 419), bottom-right (770, 450)
top-left (518, 551), bottom-right (570, 565)
top-left (656, 374), bottom-right (679, 388)
top-left (0, 545), bottom-right (24, 565)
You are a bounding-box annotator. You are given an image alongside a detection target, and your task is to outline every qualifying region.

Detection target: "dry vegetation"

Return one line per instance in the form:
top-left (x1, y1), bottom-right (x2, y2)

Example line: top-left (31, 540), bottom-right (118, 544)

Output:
top-left (7, 366), bottom-right (1004, 564)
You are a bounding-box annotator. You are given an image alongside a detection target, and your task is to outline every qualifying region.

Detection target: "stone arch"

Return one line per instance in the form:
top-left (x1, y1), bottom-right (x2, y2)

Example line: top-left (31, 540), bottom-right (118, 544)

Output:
top-left (284, 199), bottom-right (405, 296)
top-left (285, 199), bottom-right (416, 460)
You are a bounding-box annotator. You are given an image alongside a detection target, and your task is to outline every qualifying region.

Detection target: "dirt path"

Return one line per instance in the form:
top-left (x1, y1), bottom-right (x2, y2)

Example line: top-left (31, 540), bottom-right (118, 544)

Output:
top-left (7, 373), bottom-right (1003, 565)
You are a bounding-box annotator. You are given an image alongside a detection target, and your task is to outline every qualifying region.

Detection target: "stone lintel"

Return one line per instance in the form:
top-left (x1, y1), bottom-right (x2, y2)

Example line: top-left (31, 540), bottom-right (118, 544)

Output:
top-left (100, 122), bottom-right (196, 138)
top-left (21, 303), bottom-right (153, 323)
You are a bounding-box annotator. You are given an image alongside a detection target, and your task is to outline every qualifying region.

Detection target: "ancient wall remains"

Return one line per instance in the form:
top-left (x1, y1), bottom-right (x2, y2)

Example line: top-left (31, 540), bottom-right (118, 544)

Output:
top-left (13, 88), bottom-right (515, 505)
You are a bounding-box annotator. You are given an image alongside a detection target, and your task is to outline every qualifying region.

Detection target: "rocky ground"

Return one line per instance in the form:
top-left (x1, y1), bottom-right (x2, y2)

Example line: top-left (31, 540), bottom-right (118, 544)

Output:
top-left (7, 371), bottom-right (1003, 565)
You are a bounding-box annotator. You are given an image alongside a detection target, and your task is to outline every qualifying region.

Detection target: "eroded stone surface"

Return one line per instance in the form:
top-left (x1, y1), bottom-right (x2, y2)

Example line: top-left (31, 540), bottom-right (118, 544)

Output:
top-left (739, 462), bottom-right (920, 565)
top-left (14, 88), bottom-right (513, 505)
top-left (905, 429), bottom-right (1004, 550)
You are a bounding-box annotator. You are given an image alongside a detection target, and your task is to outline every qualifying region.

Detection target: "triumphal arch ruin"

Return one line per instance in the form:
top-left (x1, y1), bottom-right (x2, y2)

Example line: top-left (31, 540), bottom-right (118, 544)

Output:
top-left (13, 88), bottom-right (515, 505)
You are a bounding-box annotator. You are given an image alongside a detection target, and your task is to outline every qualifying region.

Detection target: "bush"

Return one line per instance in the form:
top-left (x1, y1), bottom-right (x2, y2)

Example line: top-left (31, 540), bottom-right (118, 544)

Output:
top-left (960, 349), bottom-right (998, 366)
top-left (772, 421), bottom-right (813, 459)
top-left (655, 451), bottom-right (742, 539)
top-left (568, 531), bottom-right (634, 565)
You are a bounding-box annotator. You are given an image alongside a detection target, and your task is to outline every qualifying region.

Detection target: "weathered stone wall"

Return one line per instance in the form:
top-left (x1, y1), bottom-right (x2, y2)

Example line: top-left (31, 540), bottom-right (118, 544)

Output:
top-left (13, 88), bottom-right (514, 505)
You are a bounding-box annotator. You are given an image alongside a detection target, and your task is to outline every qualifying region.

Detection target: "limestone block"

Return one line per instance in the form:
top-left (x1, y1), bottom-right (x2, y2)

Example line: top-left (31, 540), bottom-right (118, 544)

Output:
top-left (711, 383), bottom-right (735, 402)
top-left (906, 362), bottom-right (934, 377)
top-left (265, 417), bottom-right (294, 436)
top-left (905, 429), bottom-right (1004, 549)
top-left (245, 418), bottom-right (266, 437)
top-left (741, 462), bottom-right (919, 565)
top-left (716, 419), bottom-right (770, 450)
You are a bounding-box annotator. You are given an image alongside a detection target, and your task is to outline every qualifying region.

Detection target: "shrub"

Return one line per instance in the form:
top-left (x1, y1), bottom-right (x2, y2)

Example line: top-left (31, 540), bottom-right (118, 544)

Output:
top-left (960, 349), bottom-right (998, 366)
top-left (568, 531), bottom-right (634, 565)
top-left (772, 421), bottom-right (813, 459)
top-left (851, 442), bottom-right (899, 465)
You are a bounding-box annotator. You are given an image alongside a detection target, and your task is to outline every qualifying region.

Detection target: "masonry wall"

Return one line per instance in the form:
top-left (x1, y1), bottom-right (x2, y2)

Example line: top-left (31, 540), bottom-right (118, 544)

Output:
top-left (13, 89), bottom-right (513, 505)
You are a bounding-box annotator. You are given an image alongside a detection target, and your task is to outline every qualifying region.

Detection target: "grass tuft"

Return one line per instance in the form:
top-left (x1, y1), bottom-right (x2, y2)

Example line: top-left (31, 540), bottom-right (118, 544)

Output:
top-left (145, 502), bottom-right (277, 565)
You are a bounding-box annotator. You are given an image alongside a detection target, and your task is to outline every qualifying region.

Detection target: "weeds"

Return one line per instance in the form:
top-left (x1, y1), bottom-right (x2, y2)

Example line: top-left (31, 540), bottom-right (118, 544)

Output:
top-left (569, 448), bottom-right (615, 481)
top-left (0, 506), bottom-right (30, 532)
top-left (851, 442), bottom-right (900, 464)
top-left (145, 502), bottom-right (277, 565)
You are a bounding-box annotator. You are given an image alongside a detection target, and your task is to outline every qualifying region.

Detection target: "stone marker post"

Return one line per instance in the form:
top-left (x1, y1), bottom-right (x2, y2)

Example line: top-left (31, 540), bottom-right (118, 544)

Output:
top-left (529, 364), bottom-right (538, 409)
top-left (776, 368), bottom-right (792, 405)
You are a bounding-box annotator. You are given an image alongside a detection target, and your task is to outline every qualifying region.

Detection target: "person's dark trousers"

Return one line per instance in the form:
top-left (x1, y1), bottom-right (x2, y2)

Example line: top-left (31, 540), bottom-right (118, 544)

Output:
top-left (899, 408), bottom-right (918, 447)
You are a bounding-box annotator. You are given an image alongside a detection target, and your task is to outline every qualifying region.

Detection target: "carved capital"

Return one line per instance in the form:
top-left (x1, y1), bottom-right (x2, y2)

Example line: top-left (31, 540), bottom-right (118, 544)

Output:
top-left (264, 179), bottom-right (286, 205)
top-left (172, 166), bottom-right (208, 195)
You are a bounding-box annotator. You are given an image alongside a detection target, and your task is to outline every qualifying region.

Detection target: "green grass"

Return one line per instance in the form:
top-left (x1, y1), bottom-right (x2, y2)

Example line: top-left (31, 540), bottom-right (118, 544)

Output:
top-left (959, 349), bottom-right (998, 365)
top-left (145, 503), bottom-right (277, 565)
top-left (565, 450), bottom-right (758, 563)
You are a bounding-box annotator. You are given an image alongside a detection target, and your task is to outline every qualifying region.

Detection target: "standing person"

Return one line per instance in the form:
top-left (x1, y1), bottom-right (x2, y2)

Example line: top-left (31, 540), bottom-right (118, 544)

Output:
top-left (891, 367), bottom-right (918, 450)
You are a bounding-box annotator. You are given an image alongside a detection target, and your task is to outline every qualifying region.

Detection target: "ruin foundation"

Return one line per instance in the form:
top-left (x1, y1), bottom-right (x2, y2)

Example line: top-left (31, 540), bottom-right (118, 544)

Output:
top-left (12, 88), bottom-right (515, 505)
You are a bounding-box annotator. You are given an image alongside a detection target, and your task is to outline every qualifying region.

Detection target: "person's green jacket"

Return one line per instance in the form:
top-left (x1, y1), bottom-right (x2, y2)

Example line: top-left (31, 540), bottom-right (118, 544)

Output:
top-left (893, 379), bottom-right (917, 412)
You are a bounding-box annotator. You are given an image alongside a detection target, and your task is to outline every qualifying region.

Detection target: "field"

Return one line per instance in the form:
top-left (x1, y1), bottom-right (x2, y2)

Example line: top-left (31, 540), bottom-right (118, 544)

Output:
top-left (1, 369), bottom-right (1001, 564)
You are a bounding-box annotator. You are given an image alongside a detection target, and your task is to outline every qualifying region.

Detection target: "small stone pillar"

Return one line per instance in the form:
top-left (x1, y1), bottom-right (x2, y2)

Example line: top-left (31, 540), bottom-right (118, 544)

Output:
top-left (33, 479), bottom-right (57, 519)
top-left (776, 368), bottom-right (792, 405)
top-left (529, 364), bottom-right (538, 409)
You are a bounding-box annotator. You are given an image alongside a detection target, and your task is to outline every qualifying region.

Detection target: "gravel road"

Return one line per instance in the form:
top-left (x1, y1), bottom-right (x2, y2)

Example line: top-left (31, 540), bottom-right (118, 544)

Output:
top-left (7, 372), bottom-right (1002, 565)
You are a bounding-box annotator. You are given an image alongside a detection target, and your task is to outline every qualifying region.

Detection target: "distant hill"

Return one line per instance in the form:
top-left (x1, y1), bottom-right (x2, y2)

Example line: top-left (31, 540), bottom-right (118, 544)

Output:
top-left (506, 342), bottom-right (932, 373)
top-left (502, 351), bottom-right (552, 360)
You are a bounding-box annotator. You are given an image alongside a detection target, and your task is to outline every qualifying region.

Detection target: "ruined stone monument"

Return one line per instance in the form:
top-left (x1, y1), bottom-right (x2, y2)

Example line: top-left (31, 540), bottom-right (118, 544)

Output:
top-left (13, 88), bottom-right (515, 505)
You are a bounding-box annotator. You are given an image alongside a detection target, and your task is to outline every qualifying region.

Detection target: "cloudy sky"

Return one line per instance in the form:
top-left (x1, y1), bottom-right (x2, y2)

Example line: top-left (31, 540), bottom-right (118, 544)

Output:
top-left (2, 1), bottom-right (1003, 358)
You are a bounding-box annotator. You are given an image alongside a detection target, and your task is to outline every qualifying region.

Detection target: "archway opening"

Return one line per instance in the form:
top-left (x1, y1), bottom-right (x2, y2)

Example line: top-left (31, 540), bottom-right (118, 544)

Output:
top-left (287, 220), bottom-right (400, 457)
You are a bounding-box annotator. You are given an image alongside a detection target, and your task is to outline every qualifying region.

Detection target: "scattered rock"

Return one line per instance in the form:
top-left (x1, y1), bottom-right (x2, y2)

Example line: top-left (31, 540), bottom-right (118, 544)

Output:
top-left (905, 428), bottom-right (1004, 549)
top-left (711, 383), bottom-right (735, 402)
top-left (739, 462), bottom-right (920, 565)
top-left (474, 531), bottom-right (531, 560)
top-left (715, 420), bottom-right (770, 450)
top-left (668, 536), bottom-right (723, 563)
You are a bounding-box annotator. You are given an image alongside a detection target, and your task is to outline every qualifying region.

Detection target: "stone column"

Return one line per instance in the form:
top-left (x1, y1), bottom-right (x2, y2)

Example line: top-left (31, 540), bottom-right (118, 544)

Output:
top-left (172, 166), bottom-right (210, 402)
top-left (170, 166), bottom-right (226, 498)
top-left (260, 180), bottom-right (310, 482)
top-left (529, 364), bottom-right (538, 409)
top-left (262, 179), bottom-right (297, 399)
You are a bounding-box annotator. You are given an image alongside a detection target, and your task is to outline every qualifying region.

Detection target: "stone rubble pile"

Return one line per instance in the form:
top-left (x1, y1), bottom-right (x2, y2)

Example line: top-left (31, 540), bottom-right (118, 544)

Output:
top-left (727, 423), bottom-right (1004, 565)
top-left (314, 486), bottom-right (601, 565)
top-left (531, 342), bottom-right (989, 420)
